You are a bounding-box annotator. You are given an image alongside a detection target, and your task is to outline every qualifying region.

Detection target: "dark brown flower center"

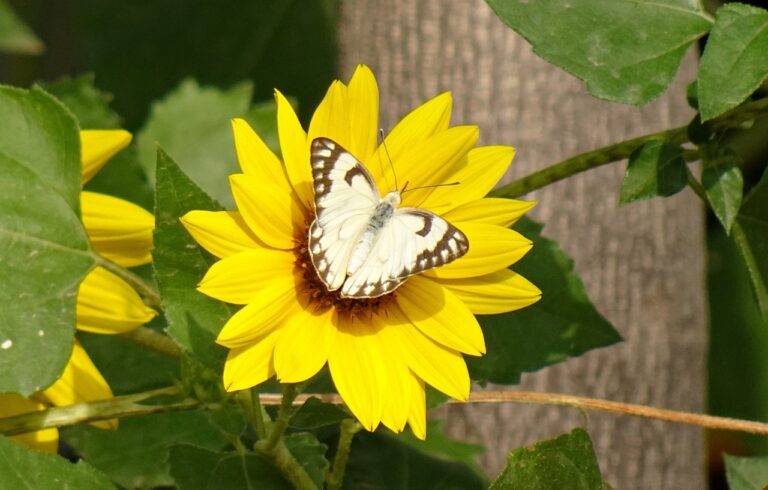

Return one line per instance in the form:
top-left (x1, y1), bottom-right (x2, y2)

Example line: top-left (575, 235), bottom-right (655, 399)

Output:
top-left (294, 223), bottom-right (395, 316)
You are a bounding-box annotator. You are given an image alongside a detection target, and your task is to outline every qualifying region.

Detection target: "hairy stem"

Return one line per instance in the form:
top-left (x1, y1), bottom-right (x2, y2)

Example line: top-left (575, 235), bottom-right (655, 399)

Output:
top-left (257, 384), bottom-right (299, 454)
top-left (120, 326), bottom-right (182, 358)
top-left (268, 438), bottom-right (317, 490)
top-left (493, 97), bottom-right (768, 198)
top-left (327, 419), bottom-right (362, 490)
top-left (94, 255), bottom-right (162, 308)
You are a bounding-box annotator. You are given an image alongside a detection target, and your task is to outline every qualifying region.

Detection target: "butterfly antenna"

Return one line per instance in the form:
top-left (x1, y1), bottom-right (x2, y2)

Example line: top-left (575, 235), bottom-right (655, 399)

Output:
top-left (400, 181), bottom-right (460, 195)
top-left (376, 129), bottom-right (391, 190)
top-left (380, 128), bottom-right (398, 191)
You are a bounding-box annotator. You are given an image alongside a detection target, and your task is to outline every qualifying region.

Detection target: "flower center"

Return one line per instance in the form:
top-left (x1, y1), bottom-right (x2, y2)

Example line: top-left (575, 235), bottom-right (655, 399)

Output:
top-left (294, 224), bottom-right (395, 316)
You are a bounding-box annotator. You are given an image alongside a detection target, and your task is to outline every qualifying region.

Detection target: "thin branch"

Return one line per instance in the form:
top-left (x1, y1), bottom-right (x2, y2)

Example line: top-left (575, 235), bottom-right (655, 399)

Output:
top-left (493, 97), bottom-right (768, 198)
top-left (5, 388), bottom-right (768, 438)
top-left (120, 326), bottom-right (182, 359)
top-left (257, 384), bottom-right (299, 454)
top-left (94, 255), bottom-right (162, 308)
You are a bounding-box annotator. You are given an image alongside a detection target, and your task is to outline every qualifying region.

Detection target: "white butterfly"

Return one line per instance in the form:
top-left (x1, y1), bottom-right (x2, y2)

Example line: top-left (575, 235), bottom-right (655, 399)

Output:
top-left (308, 137), bottom-right (469, 299)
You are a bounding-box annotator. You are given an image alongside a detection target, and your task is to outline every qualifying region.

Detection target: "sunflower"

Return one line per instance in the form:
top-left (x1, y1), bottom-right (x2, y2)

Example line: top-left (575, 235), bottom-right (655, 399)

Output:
top-left (0, 130), bottom-right (156, 452)
top-left (181, 65), bottom-right (540, 438)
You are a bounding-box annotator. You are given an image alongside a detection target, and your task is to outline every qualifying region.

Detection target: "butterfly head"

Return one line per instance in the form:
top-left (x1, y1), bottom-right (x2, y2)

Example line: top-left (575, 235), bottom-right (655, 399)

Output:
top-left (383, 190), bottom-right (402, 208)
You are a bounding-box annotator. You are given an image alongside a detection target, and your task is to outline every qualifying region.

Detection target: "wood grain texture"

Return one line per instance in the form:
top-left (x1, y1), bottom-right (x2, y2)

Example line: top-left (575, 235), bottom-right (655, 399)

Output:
top-left (338, 1), bottom-right (707, 488)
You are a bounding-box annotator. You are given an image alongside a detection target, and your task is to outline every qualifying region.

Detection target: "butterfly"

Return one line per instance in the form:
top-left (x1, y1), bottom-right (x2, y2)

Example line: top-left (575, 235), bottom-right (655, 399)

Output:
top-left (308, 136), bottom-right (469, 299)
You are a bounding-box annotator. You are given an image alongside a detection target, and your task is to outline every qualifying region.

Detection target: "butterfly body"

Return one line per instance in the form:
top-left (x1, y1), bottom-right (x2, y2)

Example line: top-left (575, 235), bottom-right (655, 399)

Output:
top-left (308, 137), bottom-right (468, 299)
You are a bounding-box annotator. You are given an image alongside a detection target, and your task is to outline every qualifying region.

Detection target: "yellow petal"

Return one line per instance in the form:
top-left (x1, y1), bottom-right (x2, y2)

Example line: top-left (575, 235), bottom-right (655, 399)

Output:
top-left (308, 80), bottom-right (351, 154)
top-left (40, 341), bottom-right (116, 430)
top-left (215, 274), bottom-right (302, 348)
top-left (273, 307), bottom-right (335, 383)
top-left (425, 146), bottom-right (515, 212)
top-left (378, 346), bottom-right (411, 434)
top-left (0, 395), bottom-right (59, 453)
top-left (230, 173), bottom-right (303, 250)
top-left (379, 309), bottom-right (470, 401)
top-left (397, 126), bottom-right (479, 207)
top-left (222, 329), bottom-right (281, 391)
top-left (397, 276), bottom-right (485, 355)
top-left (436, 269), bottom-right (542, 315)
top-left (442, 198), bottom-right (535, 227)
top-left (80, 130), bottom-right (132, 184)
top-left (346, 65), bottom-right (379, 161)
top-left (275, 89), bottom-right (312, 210)
top-left (180, 210), bottom-right (263, 259)
top-left (328, 314), bottom-right (387, 431)
top-left (406, 372), bottom-right (427, 440)
top-left (426, 222), bottom-right (532, 279)
top-left (77, 266), bottom-right (156, 334)
top-left (198, 248), bottom-right (296, 305)
top-left (81, 191), bottom-right (154, 268)
top-left (231, 118), bottom-right (285, 185)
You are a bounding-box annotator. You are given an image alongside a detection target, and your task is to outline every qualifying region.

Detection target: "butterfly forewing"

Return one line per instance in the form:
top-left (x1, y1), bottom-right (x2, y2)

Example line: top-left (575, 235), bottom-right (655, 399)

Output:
top-left (307, 137), bottom-right (469, 299)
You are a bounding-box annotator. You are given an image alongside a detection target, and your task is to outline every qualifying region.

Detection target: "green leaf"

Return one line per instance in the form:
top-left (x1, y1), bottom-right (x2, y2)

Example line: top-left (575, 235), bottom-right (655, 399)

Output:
top-left (489, 428), bottom-right (603, 490)
top-left (0, 436), bottom-right (114, 488)
top-left (698, 3), bottom-right (768, 121)
top-left (137, 79), bottom-right (279, 207)
top-left (469, 218), bottom-right (621, 384)
top-left (619, 140), bottom-right (687, 204)
top-left (702, 157), bottom-right (743, 233)
top-left (733, 167), bottom-right (768, 320)
top-left (153, 148), bottom-right (231, 368)
top-left (344, 432), bottom-right (486, 489)
top-left (43, 74), bottom-right (155, 210)
top-left (484, 0), bottom-right (712, 106)
top-left (0, 0), bottom-right (43, 55)
top-left (0, 88), bottom-right (95, 395)
top-left (289, 396), bottom-right (349, 430)
top-left (724, 454), bottom-right (768, 490)
top-left (43, 74), bottom-right (121, 129)
top-left (0, 86), bottom-right (82, 211)
top-left (396, 420), bottom-right (484, 475)
top-left (284, 432), bottom-right (330, 488)
top-left (167, 445), bottom-right (223, 490)
top-left (63, 411), bottom-right (229, 488)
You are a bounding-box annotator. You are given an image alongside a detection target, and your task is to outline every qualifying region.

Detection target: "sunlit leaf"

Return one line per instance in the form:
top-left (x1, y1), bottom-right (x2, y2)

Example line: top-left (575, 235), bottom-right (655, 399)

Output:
top-left (619, 140), bottom-right (687, 204)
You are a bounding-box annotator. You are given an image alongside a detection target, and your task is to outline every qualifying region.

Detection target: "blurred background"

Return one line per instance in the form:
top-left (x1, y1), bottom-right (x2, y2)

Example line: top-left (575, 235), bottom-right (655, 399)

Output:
top-left (2, 1), bottom-right (767, 488)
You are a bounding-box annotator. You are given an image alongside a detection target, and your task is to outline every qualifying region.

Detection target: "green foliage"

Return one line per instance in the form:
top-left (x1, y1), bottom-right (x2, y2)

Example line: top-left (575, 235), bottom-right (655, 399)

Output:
top-left (469, 218), bottom-right (621, 384)
top-left (0, 0), bottom-right (43, 55)
top-left (0, 436), bottom-right (114, 488)
top-left (698, 3), bottom-right (768, 121)
top-left (63, 411), bottom-right (229, 488)
top-left (485, 0), bottom-right (712, 106)
top-left (724, 454), bottom-right (768, 490)
top-left (289, 397), bottom-right (349, 430)
top-left (0, 87), bottom-right (95, 395)
top-left (702, 155), bottom-right (743, 233)
top-left (619, 140), bottom-right (687, 204)
top-left (43, 74), bottom-right (121, 129)
top-left (734, 167), bottom-right (768, 319)
top-left (153, 149), bottom-right (231, 368)
top-left (284, 432), bottom-right (330, 488)
top-left (489, 428), bottom-right (604, 490)
top-left (343, 432), bottom-right (486, 489)
top-left (137, 79), bottom-right (279, 207)
top-left (396, 420), bottom-right (484, 475)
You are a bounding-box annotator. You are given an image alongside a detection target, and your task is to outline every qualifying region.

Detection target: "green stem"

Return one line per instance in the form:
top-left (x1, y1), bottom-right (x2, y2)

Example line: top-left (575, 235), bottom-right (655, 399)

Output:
top-left (238, 388), bottom-right (267, 439)
top-left (731, 220), bottom-right (768, 319)
top-left (327, 419), bottom-right (362, 490)
top-left (0, 387), bottom-right (202, 436)
top-left (120, 326), bottom-right (182, 358)
top-left (257, 384), bottom-right (299, 454)
top-left (493, 97), bottom-right (768, 198)
top-left (95, 255), bottom-right (162, 308)
top-left (269, 439), bottom-right (317, 490)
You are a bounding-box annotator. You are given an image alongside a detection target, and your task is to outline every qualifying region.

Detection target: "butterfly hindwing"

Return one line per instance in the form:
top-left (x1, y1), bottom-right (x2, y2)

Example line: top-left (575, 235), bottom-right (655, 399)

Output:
top-left (309, 137), bottom-right (379, 291)
top-left (340, 208), bottom-right (469, 298)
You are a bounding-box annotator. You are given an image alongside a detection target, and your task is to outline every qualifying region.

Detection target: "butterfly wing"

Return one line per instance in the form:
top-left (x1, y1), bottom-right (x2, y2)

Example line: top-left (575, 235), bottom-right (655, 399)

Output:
top-left (340, 208), bottom-right (469, 298)
top-left (308, 137), bottom-right (380, 291)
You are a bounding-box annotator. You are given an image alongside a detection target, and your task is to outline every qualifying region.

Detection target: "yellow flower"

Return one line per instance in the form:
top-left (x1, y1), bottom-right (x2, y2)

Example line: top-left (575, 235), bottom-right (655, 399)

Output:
top-left (0, 130), bottom-right (156, 452)
top-left (181, 65), bottom-right (541, 438)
